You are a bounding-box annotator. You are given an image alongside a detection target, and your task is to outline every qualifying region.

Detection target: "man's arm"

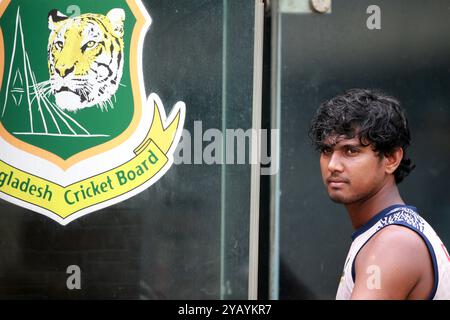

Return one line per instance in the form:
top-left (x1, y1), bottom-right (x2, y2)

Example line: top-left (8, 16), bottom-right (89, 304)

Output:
top-left (351, 225), bottom-right (434, 300)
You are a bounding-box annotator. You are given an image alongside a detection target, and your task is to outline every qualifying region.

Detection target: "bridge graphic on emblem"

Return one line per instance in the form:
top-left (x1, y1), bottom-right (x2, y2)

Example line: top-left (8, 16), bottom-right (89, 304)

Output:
top-left (1, 7), bottom-right (108, 138)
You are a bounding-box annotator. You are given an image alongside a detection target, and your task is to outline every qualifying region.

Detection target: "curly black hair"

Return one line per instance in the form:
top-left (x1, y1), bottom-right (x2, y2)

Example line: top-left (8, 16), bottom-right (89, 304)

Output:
top-left (309, 88), bottom-right (415, 184)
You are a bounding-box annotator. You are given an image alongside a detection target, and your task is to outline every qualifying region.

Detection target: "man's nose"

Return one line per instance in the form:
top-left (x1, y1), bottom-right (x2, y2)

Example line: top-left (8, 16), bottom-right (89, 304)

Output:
top-left (328, 152), bottom-right (344, 172)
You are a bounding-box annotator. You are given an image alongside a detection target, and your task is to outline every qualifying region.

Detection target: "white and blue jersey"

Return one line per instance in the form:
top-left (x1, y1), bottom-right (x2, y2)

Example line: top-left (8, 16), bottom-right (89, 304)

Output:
top-left (336, 204), bottom-right (450, 300)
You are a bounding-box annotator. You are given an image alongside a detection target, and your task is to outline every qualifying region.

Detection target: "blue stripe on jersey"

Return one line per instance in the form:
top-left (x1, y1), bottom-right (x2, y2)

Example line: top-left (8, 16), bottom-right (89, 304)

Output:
top-left (351, 204), bottom-right (418, 240)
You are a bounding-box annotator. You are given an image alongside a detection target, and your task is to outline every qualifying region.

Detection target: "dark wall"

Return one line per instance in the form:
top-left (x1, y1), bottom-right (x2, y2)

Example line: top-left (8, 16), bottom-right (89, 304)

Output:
top-left (0, 0), bottom-right (256, 299)
top-left (278, 0), bottom-right (450, 299)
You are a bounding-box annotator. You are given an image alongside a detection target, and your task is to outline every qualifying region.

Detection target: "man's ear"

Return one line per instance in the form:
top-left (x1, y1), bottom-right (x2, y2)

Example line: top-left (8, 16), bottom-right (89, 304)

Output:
top-left (384, 148), bottom-right (403, 175)
top-left (48, 9), bottom-right (68, 31)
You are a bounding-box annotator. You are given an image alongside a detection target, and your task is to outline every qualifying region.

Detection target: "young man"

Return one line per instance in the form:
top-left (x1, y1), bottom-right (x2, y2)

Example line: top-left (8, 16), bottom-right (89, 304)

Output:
top-left (309, 88), bottom-right (450, 300)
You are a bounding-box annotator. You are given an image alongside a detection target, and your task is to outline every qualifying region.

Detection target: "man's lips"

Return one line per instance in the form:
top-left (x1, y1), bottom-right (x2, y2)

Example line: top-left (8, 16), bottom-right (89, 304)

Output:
top-left (326, 177), bottom-right (349, 187)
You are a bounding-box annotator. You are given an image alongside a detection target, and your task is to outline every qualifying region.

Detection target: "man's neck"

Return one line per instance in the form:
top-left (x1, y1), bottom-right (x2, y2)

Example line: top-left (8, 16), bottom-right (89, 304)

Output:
top-left (345, 179), bottom-right (404, 230)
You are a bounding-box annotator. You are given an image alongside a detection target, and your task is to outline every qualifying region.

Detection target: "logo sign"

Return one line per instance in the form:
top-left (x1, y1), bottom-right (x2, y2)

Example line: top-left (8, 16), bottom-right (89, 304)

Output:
top-left (0, 0), bottom-right (186, 225)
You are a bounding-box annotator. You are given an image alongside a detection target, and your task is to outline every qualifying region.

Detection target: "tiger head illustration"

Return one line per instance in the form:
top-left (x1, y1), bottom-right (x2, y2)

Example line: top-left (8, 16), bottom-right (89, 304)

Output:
top-left (47, 8), bottom-right (125, 112)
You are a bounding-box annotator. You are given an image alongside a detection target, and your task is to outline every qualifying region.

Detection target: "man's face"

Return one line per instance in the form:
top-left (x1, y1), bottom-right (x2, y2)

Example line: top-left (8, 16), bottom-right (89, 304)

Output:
top-left (319, 135), bottom-right (387, 205)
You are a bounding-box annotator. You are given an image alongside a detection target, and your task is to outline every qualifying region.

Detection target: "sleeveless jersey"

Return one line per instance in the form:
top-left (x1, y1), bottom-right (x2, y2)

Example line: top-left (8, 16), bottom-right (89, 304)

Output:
top-left (336, 204), bottom-right (450, 300)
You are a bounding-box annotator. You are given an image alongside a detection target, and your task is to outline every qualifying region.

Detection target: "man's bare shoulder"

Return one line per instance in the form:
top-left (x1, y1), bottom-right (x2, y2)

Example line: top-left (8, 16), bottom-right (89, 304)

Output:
top-left (365, 225), bottom-right (428, 254)
top-left (352, 225), bottom-right (433, 299)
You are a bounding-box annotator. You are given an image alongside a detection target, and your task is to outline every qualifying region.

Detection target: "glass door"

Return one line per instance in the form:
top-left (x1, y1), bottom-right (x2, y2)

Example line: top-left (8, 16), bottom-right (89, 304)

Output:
top-left (0, 0), bottom-right (264, 299)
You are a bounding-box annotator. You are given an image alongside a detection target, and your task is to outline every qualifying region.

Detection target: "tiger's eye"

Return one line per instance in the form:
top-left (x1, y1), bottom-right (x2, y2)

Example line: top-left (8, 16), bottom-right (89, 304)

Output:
top-left (86, 41), bottom-right (96, 48)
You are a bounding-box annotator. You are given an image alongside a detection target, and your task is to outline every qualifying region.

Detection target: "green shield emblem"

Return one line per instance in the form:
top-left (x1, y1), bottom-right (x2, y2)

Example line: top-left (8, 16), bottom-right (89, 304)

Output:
top-left (0, 0), bottom-right (186, 224)
top-left (0, 0), bottom-right (137, 162)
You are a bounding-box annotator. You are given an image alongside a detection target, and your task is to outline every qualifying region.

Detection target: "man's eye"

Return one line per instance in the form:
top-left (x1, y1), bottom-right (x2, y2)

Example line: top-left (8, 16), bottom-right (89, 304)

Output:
top-left (345, 148), bottom-right (359, 156)
top-left (321, 147), bottom-right (333, 155)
